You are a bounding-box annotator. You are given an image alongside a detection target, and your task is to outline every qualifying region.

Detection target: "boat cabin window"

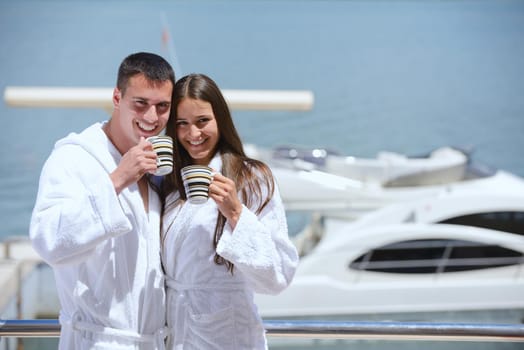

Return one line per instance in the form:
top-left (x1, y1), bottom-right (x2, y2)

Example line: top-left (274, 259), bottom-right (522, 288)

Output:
top-left (438, 211), bottom-right (524, 236)
top-left (349, 239), bottom-right (524, 274)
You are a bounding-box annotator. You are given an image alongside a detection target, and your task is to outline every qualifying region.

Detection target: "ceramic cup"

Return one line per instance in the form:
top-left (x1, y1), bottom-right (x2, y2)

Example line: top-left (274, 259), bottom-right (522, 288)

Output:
top-left (180, 165), bottom-right (214, 204)
top-left (147, 135), bottom-right (174, 176)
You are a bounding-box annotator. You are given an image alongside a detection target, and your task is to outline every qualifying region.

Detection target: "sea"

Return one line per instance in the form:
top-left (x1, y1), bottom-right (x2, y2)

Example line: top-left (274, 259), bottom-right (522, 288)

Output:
top-left (1, 0), bottom-right (524, 349)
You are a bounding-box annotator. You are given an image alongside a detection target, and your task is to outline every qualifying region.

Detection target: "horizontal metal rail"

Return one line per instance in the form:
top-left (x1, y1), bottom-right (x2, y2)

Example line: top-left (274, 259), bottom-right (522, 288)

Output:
top-left (1, 319), bottom-right (524, 342)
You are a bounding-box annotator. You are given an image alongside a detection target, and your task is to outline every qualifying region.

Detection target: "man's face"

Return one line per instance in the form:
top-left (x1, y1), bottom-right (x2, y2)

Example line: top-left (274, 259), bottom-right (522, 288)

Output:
top-left (112, 73), bottom-right (173, 153)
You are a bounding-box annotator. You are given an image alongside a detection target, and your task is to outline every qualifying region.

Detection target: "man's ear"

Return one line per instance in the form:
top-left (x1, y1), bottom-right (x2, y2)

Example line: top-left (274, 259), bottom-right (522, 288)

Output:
top-left (113, 87), bottom-right (121, 109)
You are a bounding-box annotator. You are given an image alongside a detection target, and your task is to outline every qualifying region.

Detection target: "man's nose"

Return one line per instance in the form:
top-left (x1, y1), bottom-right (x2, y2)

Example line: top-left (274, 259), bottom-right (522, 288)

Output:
top-left (143, 105), bottom-right (159, 122)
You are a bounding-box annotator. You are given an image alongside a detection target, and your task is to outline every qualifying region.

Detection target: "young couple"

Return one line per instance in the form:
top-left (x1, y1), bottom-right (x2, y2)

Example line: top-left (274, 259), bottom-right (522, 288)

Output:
top-left (30, 52), bottom-right (298, 350)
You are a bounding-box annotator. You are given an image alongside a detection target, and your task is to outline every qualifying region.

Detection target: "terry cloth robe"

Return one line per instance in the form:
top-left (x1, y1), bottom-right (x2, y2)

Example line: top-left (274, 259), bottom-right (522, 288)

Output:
top-left (162, 154), bottom-right (299, 350)
top-left (30, 122), bottom-right (167, 350)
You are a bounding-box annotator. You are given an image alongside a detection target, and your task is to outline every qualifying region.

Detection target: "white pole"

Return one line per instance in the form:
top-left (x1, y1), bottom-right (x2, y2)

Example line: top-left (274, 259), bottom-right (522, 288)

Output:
top-left (3, 86), bottom-right (314, 111)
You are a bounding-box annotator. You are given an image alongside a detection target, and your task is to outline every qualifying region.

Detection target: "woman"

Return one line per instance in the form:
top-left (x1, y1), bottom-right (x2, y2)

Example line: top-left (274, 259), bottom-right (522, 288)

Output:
top-left (161, 73), bottom-right (298, 349)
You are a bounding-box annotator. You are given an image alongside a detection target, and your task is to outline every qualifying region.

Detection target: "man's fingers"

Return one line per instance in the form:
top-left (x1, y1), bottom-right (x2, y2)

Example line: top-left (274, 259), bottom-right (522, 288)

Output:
top-left (138, 137), bottom-right (154, 151)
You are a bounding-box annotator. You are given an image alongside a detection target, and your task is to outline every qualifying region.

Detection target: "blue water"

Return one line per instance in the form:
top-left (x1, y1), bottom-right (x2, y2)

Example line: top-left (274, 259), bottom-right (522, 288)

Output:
top-left (1, 2), bottom-right (524, 347)
top-left (1, 0), bottom-right (524, 239)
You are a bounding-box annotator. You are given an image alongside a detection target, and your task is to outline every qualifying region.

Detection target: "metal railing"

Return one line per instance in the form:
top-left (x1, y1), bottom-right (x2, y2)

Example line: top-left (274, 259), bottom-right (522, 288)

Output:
top-left (1, 319), bottom-right (524, 342)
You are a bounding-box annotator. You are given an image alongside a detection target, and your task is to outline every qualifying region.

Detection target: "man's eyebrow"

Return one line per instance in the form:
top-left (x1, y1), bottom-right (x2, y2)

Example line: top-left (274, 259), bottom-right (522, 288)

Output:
top-left (131, 97), bottom-right (170, 104)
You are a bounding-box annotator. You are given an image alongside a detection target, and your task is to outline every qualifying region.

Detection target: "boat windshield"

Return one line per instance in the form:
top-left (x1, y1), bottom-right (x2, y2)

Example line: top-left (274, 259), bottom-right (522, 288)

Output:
top-left (350, 238), bottom-right (524, 274)
top-left (439, 211), bottom-right (524, 236)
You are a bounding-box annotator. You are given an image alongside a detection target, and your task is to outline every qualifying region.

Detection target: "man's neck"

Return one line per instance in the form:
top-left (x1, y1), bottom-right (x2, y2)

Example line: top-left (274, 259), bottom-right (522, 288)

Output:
top-left (103, 120), bottom-right (125, 155)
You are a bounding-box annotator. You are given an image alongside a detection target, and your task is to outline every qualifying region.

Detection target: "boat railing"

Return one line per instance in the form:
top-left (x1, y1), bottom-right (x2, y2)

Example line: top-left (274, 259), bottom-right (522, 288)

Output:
top-left (1, 319), bottom-right (524, 343)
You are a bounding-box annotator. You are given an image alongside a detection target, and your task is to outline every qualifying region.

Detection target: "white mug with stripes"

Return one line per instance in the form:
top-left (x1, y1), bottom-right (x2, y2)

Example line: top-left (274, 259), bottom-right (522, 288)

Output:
top-left (180, 165), bottom-right (214, 204)
top-left (147, 135), bottom-right (174, 176)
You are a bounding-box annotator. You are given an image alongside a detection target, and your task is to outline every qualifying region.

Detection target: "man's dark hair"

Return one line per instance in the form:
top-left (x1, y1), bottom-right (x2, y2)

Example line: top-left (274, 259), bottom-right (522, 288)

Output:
top-left (117, 52), bottom-right (175, 95)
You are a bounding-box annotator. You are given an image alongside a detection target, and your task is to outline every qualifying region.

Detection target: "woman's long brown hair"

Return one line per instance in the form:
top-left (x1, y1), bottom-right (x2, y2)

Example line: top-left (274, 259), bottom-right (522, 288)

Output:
top-left (163, 73), bottom-right (275, 272)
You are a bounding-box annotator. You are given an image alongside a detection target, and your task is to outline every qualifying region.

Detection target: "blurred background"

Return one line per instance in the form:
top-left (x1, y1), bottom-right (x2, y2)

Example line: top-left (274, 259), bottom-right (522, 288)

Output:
top-left (1, 1), bottom-right (524, 349)
top-left (1, 0), bottom-right (523, 238)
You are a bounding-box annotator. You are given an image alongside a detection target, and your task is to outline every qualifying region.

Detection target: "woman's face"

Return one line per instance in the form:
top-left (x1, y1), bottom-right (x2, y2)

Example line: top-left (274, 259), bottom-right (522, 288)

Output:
top-left (175, 97), bottom-right (219, 166)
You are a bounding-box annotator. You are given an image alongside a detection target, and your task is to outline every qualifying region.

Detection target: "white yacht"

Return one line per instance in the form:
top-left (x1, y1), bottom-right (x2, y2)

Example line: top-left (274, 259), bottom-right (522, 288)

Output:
top-left (255, 175), bottom-right (524, 323)
top-left (259, 144), bottom-right (522, 221)
top-left (264, 144), bottom-right (469, 186)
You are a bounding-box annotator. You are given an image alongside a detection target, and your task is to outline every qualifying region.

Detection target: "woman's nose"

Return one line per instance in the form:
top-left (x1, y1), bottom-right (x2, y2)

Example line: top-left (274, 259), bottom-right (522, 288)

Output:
top-left (189, 124), bottom-right (201, 137)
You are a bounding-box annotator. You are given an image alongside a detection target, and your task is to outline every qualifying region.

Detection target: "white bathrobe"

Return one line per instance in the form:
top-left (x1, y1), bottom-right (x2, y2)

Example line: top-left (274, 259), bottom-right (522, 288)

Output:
top-left (162, 155), bottom-right (298, 350)
top-left (30, 122), bottom-right (167, 350)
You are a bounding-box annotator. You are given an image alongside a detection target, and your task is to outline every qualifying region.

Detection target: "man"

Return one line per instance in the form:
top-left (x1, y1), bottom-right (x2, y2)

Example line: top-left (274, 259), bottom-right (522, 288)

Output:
top-left (30, 52), bottom-right (175, 349)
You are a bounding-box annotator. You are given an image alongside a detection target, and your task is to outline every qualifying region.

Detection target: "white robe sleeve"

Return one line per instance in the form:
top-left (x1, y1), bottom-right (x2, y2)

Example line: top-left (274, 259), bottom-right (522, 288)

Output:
top-left (30, 144), bottom-right (132, 266)
top-left (216, 184), bottom-right (299, 295)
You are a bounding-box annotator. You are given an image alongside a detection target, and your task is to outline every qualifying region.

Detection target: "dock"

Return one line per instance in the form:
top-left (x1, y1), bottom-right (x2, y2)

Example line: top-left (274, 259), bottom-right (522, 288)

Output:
top-left (0, 237), bottom-right (59, 321)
